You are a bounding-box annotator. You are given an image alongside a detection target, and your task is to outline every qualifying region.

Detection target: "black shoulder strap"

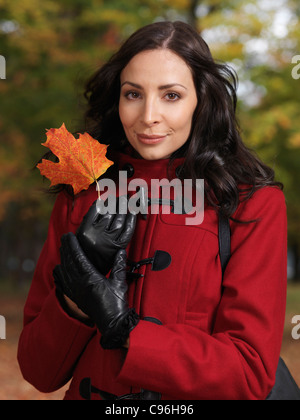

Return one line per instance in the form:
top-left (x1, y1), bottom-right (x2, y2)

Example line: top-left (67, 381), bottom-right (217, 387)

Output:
top-left (218, 213), bottom-right (231, 276)
top-left (218, 215), bottom-right (300, 400)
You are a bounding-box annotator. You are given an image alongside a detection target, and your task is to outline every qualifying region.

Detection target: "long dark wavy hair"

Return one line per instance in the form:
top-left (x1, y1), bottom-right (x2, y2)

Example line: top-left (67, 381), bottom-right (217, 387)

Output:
top-left (45, 21), bottom-right (283, 218)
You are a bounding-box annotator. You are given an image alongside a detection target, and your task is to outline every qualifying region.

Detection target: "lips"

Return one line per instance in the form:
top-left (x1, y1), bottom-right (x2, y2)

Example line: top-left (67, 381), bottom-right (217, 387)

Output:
top-left (137, 133), bottom-right (168, 145)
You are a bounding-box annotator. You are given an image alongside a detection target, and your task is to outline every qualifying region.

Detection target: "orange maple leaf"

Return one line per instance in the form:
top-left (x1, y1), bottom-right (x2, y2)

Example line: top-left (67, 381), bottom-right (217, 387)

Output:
top-left (37, 123), bottom-right (114, 195)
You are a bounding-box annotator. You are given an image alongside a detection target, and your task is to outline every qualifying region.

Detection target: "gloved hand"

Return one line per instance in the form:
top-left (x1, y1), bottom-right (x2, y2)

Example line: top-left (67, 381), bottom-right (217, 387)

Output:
top-left (76, 195), bottom-right (137, 275)
top-left (54, 232), bottom-right (139, 349)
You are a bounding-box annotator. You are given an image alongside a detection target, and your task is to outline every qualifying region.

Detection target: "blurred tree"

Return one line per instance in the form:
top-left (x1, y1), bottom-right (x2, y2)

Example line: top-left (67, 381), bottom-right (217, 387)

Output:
top-left (0, 0), bottom-right (189, 283)
top-left (0, 0), bottom-right (299, 283)
top-left (0, 0), bottom-right (190, 223)
top-left (197, 0), bottom-right (300, 280)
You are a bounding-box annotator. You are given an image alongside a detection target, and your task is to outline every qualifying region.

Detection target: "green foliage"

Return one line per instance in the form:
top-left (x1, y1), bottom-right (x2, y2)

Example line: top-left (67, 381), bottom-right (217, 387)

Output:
top-left (197, 0), bottom-right (300, 245)
top-left (0, 0), bottom-right (299, 280)
top-left (0, 0), bottom-right (189, 222)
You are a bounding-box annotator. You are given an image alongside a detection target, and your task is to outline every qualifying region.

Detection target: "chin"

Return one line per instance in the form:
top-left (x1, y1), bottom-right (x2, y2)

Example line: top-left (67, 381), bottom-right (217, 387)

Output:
top-left (141, 153), bottom-right (169, 161)
top-left (137, 148), bottom-right (171, 161)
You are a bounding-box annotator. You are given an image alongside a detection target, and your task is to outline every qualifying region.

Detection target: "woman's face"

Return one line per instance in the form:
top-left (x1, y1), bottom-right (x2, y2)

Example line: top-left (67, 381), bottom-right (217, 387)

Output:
top-left (119, 49), bottom-right (198, 160)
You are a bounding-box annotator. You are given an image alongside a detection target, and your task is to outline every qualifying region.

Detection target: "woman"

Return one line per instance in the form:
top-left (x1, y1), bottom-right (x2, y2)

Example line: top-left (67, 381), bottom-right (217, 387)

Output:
top-left (18, 21), bottom-right (287, 400)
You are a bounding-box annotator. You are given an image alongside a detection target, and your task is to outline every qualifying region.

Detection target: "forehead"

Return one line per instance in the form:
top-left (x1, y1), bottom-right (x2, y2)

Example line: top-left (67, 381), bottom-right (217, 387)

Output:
top-left (120, 49), bottom-right (194, 85)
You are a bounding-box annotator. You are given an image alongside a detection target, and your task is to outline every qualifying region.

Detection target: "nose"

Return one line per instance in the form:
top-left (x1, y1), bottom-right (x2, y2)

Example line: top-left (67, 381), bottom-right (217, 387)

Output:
top-left (140, 97), bottom-right (161, 126)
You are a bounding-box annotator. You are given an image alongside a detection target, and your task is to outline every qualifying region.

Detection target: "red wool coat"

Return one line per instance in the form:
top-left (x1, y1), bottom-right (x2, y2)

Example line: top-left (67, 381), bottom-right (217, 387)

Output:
top-left (18, 151), bottom-right (287, 400)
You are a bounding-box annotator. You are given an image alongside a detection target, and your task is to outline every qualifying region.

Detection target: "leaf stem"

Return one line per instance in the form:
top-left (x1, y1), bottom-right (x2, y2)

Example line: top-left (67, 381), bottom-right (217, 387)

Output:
top-left (96, 179), bottom-right (101, 201)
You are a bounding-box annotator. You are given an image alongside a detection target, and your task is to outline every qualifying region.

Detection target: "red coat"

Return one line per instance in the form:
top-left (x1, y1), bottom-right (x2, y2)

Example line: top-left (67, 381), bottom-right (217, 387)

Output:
top-left (18, 151), bottom-right (287, 400)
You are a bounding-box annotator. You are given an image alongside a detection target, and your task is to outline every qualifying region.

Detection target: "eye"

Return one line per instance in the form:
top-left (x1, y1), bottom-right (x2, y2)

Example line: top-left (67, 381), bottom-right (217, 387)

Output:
top-left (124, 91), bottom-right (141, 100)
top-left (165, 92), bottom-right (181, 101)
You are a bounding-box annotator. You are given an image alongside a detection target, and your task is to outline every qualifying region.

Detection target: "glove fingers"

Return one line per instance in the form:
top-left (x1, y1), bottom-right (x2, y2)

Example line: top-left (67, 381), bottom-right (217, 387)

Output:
top-left (78, 199), bottom-right (114, 233)
top-left (93, 196), bottom-right (124, 234)
top-left (53, 264), bottom-right (73, 298)
top-left (80, 199), bottom-right (99, 227)
top-left (106, 195), bottom-right (128, 232)
top-left (53, 265), bottom-right (64, 292)
top-left (108, 250), bottom-right (128, 302)
top-left (61, 232), bottom-right (95, 278)
top-left (110, 249), bottom-right (127, 282)
top-left (117, 212), bottom-right (137, 246)
top-left (94, 197), bottom-right (115, 226)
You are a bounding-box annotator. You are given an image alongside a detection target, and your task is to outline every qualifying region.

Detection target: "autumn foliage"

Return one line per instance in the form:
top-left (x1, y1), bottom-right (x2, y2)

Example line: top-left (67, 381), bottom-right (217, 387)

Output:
top-left (37, 124), bottom-right (114, 195)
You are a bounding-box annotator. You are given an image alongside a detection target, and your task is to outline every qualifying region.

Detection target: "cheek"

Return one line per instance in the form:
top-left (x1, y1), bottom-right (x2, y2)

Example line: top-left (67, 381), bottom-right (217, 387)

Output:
top-left (169, 106), bottom-right (195, 134)
top-left (119, 102), bottom-right (138, 129)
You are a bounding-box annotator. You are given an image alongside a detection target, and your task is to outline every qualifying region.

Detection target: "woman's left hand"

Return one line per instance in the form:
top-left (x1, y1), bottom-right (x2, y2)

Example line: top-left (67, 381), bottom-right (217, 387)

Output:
top-left (76, 195), bottom-right (137, 276)
top-left (53, 232), bottom-right (139, 349)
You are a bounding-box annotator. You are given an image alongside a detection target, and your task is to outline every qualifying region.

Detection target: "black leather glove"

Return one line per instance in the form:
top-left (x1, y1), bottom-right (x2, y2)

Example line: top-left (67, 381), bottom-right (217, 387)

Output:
top-left (54, 232), bottom-right (139, 349)
top-left (76, 196), bottom-right (137, 275)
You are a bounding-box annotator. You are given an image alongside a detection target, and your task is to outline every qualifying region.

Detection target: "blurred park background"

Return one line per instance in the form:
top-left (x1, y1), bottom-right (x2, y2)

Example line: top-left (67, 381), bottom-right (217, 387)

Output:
top-left (0, 0), bottom-right (299, 400)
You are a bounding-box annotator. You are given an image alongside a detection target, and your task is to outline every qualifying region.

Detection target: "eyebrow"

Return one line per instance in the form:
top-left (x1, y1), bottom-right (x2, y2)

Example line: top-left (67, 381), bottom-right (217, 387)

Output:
top-left (121, 81), bottom-right (187, 90)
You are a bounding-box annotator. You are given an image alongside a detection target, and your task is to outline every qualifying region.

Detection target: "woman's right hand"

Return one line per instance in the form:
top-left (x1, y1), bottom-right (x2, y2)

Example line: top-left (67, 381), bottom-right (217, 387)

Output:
top-left (54, 233), bottom-right (139, 349)
top-left (76, 195), bottom-right (137, 275)
top-left (63, 294), bottom-right (91, 322)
